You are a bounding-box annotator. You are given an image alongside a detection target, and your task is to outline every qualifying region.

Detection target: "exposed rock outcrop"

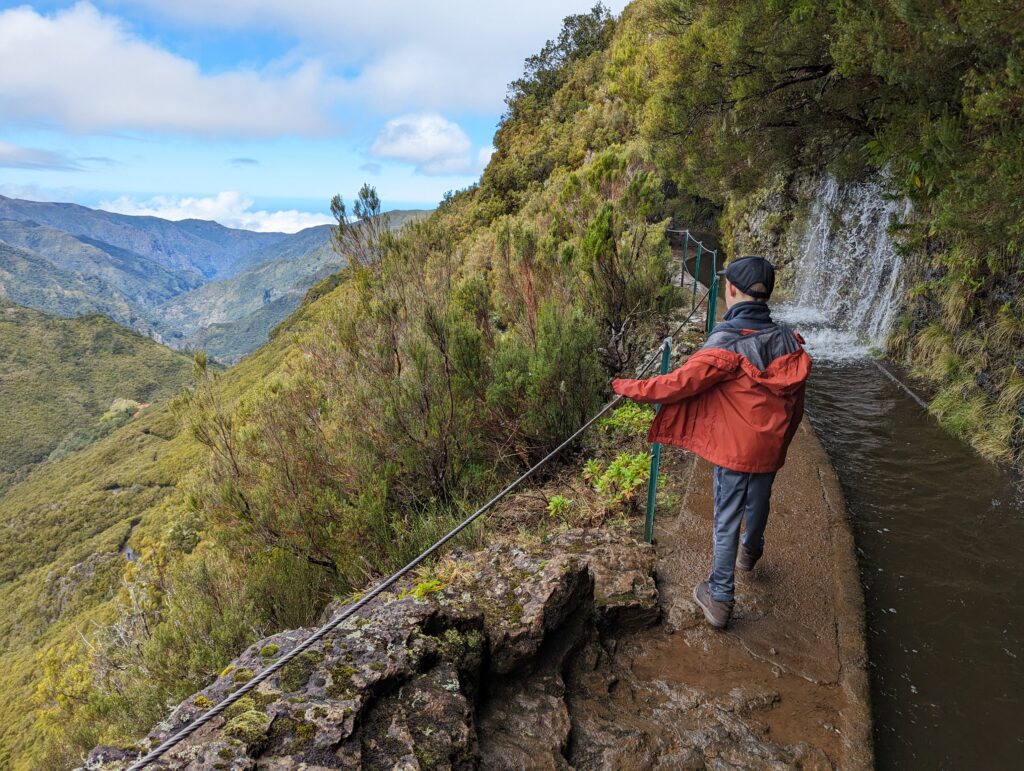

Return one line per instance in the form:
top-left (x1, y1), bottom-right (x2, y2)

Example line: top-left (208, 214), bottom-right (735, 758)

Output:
top-left (84, 529), bottom-right (657, 769)
top-left (85, 525), bottom-right (836, 769)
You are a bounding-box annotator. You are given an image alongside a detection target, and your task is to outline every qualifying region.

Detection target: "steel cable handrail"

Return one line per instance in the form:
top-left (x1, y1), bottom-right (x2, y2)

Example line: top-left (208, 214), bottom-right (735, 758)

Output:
top-left (125, 287), bottom-right (714, 770)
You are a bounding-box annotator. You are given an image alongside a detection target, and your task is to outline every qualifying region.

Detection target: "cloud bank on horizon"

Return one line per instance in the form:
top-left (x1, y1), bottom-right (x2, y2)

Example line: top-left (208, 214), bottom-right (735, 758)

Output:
top-left (0, 1), bottom-right (627, 232)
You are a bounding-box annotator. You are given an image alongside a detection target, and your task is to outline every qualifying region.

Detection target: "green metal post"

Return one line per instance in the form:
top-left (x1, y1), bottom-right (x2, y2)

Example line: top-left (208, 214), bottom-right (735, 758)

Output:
top-left (644, 339), bottom-right (672, 543)
top-left (706, 275), bottom-right (719, 335)
top-left (693, 242), bottom-right (703, 308)
top-left (682, 231), bottom-right (690, 288)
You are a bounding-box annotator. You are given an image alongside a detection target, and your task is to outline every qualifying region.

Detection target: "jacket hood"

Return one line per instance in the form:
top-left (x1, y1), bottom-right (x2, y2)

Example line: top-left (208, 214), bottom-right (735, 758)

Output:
top-left (741, 348), bottom-right (812, 396)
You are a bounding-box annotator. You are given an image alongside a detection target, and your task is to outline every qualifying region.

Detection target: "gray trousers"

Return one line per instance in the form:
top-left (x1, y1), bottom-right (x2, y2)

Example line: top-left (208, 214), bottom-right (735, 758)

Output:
top-left (709, 465), bottom-right (777, 602)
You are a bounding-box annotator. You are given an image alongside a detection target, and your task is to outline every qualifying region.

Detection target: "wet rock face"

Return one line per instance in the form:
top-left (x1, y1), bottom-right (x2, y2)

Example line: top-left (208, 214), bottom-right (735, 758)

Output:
top-left (83, 529), bottom-right (657, 770)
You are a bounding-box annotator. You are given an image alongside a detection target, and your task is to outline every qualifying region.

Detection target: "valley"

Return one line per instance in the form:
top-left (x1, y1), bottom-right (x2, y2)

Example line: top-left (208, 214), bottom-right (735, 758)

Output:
top-left (0, 194), bottom-right (426, 363)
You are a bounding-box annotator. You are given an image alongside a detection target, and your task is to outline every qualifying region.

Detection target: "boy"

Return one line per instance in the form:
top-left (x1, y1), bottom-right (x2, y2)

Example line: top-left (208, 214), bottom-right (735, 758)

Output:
top-left (612, 256), bottom-right (811, 628)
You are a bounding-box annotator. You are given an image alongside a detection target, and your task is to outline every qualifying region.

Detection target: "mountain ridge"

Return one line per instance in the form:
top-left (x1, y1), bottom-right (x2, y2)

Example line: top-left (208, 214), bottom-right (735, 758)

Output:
top-left (0, 196), bottom-right (431, 360)
top-left (0, 195), bottom-right (284, 279)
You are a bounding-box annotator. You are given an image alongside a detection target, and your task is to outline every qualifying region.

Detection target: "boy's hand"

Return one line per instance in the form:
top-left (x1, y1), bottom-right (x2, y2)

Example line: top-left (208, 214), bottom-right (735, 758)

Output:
top-left (611, 379), bottom-right (631, 396)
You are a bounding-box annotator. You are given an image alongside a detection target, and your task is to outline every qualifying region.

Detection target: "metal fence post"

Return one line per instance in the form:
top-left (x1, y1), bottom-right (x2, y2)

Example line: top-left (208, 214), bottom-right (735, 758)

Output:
top-left (682, 230), bottom-right (690, 289)
top-left (706, 275), bottom-right (719, 335)
top-left (644, 338), bottom-right (672, 543)
top-left (693, 242), bottom-right (703, 308)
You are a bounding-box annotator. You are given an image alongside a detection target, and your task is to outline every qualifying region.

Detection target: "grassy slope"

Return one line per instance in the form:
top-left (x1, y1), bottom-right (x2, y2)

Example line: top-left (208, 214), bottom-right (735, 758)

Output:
top-left (0, 295), bottom-right (308, 767)
top-left (0, 303), bottom-right (196, 476)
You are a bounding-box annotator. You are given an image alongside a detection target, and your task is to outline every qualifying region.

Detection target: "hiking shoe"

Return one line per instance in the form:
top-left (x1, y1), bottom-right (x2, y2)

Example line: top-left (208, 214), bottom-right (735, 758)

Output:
top-left (693, 581), bottom-right (734, 629)
top-left (736, 543), bottom-right (762, 572)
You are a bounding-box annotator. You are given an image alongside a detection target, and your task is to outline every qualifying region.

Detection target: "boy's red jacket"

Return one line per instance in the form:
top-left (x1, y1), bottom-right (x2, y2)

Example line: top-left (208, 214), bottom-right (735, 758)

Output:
top-left (612, 304), bottom-right (811, 473)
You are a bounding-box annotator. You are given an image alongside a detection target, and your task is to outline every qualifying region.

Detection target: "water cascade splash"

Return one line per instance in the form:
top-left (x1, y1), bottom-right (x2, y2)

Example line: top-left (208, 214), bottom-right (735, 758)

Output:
top-left (776, 177), bottom-right (909, 362)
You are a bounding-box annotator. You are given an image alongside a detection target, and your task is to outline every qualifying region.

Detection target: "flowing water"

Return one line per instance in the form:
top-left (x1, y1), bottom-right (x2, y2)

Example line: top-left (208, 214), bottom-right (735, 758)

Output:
top-left (777, 178), bottom-right (1024, 768)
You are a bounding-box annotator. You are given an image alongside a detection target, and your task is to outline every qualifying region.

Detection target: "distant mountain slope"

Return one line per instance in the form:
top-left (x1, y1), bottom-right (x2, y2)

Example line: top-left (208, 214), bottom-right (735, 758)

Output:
top-left (0, 302), bottom-right (195, 480)
top-left (0, 219), bottom-right (200, 310)
top-left (0, 239), bottom-right (144, 325)
top-left (154, 224), bottom-right (336, 340)
top-left (217, 222), bottom-right (335, 278)
top-left (155, 211), bottom-right (429, 360)
top-left (185, 294), bottom-right (300, 364)
top-left (0, 196), bottom-right (431, 362)
top-left (0, 195), bottom-right (284, 278)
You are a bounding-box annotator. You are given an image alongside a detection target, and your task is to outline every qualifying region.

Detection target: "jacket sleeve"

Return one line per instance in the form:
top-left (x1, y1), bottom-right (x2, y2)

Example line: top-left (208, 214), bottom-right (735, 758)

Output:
top-left (612, 349), bottom-right (738, 405)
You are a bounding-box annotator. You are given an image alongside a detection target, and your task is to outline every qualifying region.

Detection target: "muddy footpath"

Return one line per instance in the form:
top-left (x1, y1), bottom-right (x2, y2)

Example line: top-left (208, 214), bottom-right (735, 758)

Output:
top-left (589, 421), bottom-right (875, 768)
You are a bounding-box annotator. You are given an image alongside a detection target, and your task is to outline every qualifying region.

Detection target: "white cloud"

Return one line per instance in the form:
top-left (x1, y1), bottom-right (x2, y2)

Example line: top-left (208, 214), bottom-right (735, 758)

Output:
top-left (100, 192), bottom-right (333, 233)
top-left (114, 0), bottom-right (630, 114)
top-left (0, 141), bottom-right (80, 170)
top-left (370, 114), bottom-right (478, 176)
top-left (0, 3), bottom-right (335, 137)
top-left (477, 146), bottom-right (497, 169)
top-left (0, 183), bottom-right (85, 202)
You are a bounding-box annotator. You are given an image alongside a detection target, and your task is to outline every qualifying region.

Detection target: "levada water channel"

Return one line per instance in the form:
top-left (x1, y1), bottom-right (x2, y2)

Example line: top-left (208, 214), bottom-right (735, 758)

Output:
top-left (774, 178), bottom-right (1024, 768)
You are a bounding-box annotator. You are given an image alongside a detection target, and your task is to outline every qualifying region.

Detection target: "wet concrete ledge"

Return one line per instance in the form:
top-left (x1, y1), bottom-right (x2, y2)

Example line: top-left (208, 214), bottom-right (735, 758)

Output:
top-left (805, 422), bottom-right (875, 769)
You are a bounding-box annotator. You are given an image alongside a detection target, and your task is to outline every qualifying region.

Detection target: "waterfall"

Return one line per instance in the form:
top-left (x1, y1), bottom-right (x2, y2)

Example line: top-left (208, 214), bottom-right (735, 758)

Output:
top-left (776, 177), bottom-right (908, 362)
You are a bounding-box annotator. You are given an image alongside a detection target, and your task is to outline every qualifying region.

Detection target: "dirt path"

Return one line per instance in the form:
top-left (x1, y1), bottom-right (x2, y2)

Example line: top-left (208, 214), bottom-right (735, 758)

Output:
top-left (592, 421), bottom-right (873, 768)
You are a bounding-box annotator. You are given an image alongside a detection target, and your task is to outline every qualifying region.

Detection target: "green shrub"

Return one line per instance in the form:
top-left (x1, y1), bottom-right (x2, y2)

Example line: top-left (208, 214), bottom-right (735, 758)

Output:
top-left (590, 451), bottom-right (651, 509)
top-left (546, 495), bottom-right (573, 519)
top-left (600, 402), bottom-right (655, 440)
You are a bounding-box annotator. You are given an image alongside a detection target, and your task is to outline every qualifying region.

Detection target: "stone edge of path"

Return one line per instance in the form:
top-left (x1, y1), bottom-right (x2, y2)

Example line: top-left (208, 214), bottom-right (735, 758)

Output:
top-left (800, 420), bottom-right (875, 769)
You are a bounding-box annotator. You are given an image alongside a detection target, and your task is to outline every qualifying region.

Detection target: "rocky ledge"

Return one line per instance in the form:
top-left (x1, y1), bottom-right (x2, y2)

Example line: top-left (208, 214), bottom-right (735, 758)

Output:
top-left (85, 526), bottom-right (838, 770)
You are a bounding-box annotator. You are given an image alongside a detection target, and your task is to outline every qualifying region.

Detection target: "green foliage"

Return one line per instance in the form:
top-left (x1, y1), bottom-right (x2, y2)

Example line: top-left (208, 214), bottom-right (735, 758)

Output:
top-left (546, 495), bottom-right (574, 519)
top-left (398, 579), bottom-right (444, 601)
top-left (588, 451), bottom-right (652, 508)
top-left (505, 3), bottom-right (615, 118)
top-left (600, 402), bottom-right (655, 440)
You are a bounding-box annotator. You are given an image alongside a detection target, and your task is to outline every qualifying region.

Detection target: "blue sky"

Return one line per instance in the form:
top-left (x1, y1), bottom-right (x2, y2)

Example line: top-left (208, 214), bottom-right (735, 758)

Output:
top-left (0, 1), bottom-right (627, 231)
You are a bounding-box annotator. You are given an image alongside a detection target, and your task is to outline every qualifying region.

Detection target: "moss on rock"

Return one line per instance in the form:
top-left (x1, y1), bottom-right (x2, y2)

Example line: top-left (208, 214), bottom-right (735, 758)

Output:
top-left (278, 650), bottom-right (324, 692)
top-left (223, 709), bottom-right (270, 746)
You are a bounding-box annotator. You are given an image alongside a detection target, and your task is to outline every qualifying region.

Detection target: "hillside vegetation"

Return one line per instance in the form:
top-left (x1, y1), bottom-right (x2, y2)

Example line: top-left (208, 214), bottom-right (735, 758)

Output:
top-left (0, 302), bottom-right (196, 483)
top-left (1, 0), bottom-right (1022, 767)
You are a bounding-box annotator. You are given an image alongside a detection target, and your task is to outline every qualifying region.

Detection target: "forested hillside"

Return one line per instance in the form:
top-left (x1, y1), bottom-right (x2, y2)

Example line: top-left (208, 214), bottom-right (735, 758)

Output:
top-left (2, 0), bottom-right (1022, 766)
